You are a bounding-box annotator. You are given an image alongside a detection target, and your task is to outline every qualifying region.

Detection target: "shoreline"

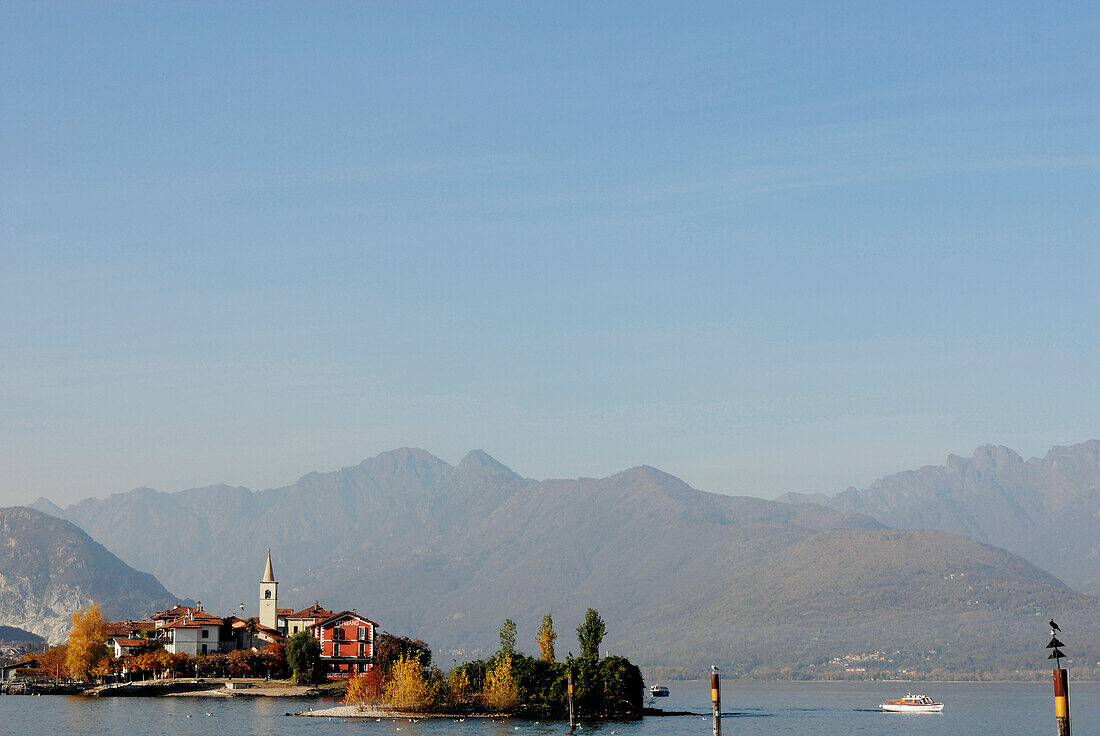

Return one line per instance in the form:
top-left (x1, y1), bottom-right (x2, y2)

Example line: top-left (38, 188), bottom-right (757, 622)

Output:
top-left (12, 678), bottom-right (347, 698)
top-left (294, 705), bottom-right (516, 719)
top-left (169, 684), bottom-right (318, 697)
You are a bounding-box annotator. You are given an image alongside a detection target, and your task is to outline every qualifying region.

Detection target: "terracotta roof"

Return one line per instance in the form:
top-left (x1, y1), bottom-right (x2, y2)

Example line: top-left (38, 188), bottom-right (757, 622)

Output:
top-left (288, 603), bottom-right (332, 620)
top-left (162, 612), bottom-right (222, 629)
top-left (190, 611), bottom-right (224, 624)
top-left (313, 610), bottom-right (378, 628)
top-left (276, 608), bottom-right (293, 615)
top-left (153, 605), bottom-right (223, 621)
top-left (106, 621), bottom-right (154, 636)
top-left (114, 638), bottom-right (148, 647)
top-left (231, 618), bottom-right (283, 637)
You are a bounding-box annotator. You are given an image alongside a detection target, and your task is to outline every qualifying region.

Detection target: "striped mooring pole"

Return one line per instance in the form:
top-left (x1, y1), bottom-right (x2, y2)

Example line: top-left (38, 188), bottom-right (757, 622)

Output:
top-left (1047, 619), bottom-right (1070, 736)
top-left (711, 665), bottom-right (721, 736)
top-left (567, 667), bottom-right (576, 733)
top-left (1054, 668), bottom-right (1070, 736)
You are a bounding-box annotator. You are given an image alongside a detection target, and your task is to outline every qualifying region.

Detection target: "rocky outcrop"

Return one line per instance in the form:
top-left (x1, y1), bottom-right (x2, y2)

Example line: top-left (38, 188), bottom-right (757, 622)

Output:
top-left (0, 506), bottom-right (180, 643)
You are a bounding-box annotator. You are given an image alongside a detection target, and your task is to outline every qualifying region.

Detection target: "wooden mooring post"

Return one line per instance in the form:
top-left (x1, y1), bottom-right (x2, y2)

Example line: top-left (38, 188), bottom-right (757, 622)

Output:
top-left (1047, 619), bottom-right (1070, 736)
top-left (567, 667), bottom-right (576, 733)
top-left (711, 666), bottom-right (721, 736)
top-left (1054, 667), bottom-right (1070, 736)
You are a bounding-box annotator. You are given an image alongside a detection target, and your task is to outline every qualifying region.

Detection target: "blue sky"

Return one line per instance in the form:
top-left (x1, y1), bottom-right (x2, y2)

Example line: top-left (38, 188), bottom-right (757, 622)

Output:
top-left (2, 2), bottom-right (1098, 506)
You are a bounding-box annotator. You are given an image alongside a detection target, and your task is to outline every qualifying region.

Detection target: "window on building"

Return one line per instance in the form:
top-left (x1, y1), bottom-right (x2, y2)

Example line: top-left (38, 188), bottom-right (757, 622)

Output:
top-left (332, 627), bottom-right (344, 640)
top-left (357, 626), bottom-right (367, 640)
top-left (201, 644), bottom-right (208, 655)
top-left (292, 625), bottom-right (298, 634)
top-left (359, 642), bottom-right (365, 657)
top-left (201, 629), bottom-right (209, 639)
top-left (265, 590), bottom-right (272, 599)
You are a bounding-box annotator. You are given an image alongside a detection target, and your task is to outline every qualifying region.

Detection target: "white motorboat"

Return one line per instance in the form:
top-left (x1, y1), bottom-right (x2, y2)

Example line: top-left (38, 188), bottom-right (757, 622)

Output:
top-left (881, 693), bottom-right (944, 713)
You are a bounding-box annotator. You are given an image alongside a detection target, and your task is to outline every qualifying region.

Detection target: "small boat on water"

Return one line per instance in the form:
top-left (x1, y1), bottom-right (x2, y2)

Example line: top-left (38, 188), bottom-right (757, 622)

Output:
top-left (649, 684), bottom-right (670, 697)
top-left (880, 693), bottom-right (944, 713)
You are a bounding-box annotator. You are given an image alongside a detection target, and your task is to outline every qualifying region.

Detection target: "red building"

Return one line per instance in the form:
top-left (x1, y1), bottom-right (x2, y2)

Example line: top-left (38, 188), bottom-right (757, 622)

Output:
top-left (310, 611), bottom-right (376, 678)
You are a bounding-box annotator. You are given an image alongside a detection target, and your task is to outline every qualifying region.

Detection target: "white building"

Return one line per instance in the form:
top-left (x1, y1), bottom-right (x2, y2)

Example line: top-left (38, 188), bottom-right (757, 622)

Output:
top-left (159, 608), bottom-right (224, 656)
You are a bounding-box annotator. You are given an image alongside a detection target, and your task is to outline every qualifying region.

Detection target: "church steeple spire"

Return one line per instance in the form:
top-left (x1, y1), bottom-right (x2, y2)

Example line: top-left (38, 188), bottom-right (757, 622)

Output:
top-left (259, 550), bottom-right (279, 630)
top-left (262, 550), bottom-right (275, 583)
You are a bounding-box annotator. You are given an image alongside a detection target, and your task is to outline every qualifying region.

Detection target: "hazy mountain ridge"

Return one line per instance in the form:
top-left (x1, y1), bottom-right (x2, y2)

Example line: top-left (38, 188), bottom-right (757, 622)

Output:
top-left (0, 507), bottom-right (181, 643)
top-left (779, 440), bottom-right (1100, 595)
top-left (0, 626), bottom-right (44, 645)
top-left (27, 448), bottom-right (1100, 673)
top-left (40, 449), bottom-right (533, 625)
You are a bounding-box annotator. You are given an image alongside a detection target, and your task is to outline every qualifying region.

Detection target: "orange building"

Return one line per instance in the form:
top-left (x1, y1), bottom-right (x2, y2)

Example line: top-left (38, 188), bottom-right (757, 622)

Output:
top-left (311, 611), bottom-right (376, 678)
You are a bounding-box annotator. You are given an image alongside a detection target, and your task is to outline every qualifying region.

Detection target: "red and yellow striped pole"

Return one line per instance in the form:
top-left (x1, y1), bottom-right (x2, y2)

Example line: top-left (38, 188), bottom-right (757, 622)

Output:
top-left (1053, 667), bottom-right (1070, 736)
top-left (567, 667), bottom-right (576, 733)
top-left (711, 666), bottom-right (721, 736)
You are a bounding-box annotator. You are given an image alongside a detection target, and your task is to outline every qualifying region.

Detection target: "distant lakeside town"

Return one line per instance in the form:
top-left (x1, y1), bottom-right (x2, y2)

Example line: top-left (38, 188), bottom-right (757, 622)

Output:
top-left (3, 552), bottom-right (378, 689)
top-left (1, 553), bottom-right (646, 720)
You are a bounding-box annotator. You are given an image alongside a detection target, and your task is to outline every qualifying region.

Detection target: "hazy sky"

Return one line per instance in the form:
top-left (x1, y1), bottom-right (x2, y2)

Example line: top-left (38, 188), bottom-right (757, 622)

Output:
top-left (3, 2), bottom-right (1098, 507)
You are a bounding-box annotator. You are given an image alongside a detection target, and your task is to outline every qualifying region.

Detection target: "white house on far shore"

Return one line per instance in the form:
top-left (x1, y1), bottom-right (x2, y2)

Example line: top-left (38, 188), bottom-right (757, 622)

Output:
top-left (153, 605), bottom-right (226, 656)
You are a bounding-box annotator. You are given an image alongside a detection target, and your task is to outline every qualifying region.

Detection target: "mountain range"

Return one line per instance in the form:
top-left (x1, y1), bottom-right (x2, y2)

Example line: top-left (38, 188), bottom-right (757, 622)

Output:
top-left (780, 441), bottom-right (1100, 595)
top-left (17, 443), bottom-right (1100, 673)
top-left (0, 506), bottom-right (181, 643)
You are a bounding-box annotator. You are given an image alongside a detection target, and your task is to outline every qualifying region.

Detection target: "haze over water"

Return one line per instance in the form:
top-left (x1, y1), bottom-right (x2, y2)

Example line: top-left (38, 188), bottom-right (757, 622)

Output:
top-left (3, 680), bottom-right (1095, 736)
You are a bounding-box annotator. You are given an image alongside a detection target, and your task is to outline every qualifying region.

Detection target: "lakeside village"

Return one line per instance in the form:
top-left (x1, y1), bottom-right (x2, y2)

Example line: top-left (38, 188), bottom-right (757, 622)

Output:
top-left (1, 553), bottom-right (645, 719)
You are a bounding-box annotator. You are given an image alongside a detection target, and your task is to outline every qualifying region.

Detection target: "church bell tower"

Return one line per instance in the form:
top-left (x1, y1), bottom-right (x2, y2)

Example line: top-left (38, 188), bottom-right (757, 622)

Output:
top-left (259, 550), bottom-right (278, 630)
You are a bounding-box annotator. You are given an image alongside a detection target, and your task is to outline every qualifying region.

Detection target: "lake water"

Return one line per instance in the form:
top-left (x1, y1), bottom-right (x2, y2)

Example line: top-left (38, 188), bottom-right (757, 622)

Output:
top-left (1, 679), bottom-right (1094, 736)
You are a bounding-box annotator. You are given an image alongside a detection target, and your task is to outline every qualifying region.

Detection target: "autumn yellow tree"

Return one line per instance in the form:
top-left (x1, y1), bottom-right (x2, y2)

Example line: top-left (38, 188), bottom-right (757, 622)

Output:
top-left (90, 656), bottom-right (114, 681)
top-left (481, 654), bottom-right (518, 712)
top-left (447, 667), bottom-right (472, 705)
top-left (536, 614), bottom-right (556, 662)
top-left (31, 644), bottom-right (68, 680)
top-left (66, 603), bottom-right (109, 681)
top-left (344, 667), bottom-right (385, 710)
top-left (384, 655), bottom-right (430, 711)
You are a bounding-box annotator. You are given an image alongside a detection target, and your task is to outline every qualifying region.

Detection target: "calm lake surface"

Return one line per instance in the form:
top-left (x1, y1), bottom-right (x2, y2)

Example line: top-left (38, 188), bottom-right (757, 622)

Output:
top-left (1, 679), bottom-right (1094, 736)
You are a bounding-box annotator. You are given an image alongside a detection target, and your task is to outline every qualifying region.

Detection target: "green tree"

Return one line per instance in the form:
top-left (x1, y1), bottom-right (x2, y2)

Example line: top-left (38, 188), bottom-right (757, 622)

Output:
top-left (286, 630), bottom-right (323, 684)
top-left (499, 619), bottom-right (517, 657)
top-left (376, 632), bottom-right (433, 669)
top-left (597, 656), bottom-right (643, 715)
top-left (536, 614), bottom-right (556, 662)
top-left (243, 618), bottom-right (258, 650)
top-left (576, 608), bottom-right (606, 660)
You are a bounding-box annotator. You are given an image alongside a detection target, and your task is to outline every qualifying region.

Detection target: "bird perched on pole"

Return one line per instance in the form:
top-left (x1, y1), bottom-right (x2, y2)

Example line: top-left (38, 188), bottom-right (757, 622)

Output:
top-left (1050, 618), bottom-right (1061, 633)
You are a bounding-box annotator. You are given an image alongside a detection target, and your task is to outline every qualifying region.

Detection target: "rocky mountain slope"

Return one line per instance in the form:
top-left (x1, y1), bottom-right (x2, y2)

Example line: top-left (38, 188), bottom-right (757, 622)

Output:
top-left (779, 440), bottom-right (1100, 595)
top-left (31, 449), bottom-right (1100, 672)
top-left (0, 506), bottom-right (181, 643)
